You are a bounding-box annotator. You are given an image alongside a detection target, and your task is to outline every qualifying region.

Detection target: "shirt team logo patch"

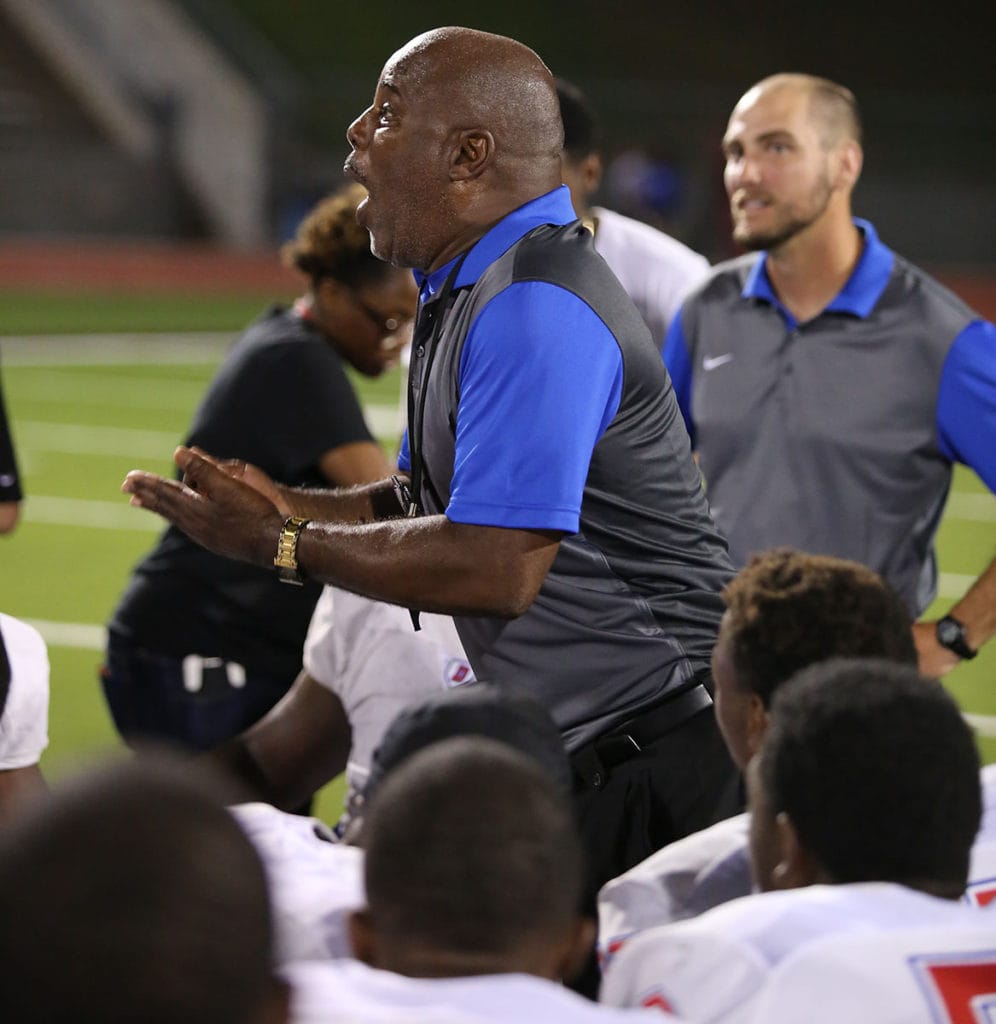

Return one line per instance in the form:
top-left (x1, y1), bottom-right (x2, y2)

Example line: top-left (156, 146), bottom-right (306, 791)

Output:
top-left (443, 659), bottom-right (476, 688)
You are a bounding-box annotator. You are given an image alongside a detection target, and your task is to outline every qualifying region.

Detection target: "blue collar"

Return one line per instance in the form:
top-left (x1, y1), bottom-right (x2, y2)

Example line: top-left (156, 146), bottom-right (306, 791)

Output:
top-left (414, 186), bottom-right (577, 299)
top-left (741, 218), bottom-right (895, 321)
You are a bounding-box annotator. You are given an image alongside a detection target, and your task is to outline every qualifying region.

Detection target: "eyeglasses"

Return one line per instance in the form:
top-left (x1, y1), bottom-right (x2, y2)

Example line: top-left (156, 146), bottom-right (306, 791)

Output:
top-left (351, 293), bottom-right (408, 335)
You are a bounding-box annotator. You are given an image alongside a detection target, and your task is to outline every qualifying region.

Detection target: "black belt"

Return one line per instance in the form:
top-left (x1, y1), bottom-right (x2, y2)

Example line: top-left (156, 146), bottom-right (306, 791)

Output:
top-left (570, 683), bottom-right (713, 790)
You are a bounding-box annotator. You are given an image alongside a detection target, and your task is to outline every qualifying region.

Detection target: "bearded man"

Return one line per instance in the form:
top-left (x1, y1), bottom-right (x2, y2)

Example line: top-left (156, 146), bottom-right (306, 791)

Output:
top-left (663, 73), bottom-right (996, 677)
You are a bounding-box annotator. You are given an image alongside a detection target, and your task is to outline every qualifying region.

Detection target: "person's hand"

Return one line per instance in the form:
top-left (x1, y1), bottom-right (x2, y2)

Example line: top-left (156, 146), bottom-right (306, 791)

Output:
top-left (912, 620), bottom-right (961, 678)
top-left (122, 446), bottom-right (285, 567)
top-left (0, 500), bottom-right (20, 535)
top-left (186, 447), bottom-right (294, 517)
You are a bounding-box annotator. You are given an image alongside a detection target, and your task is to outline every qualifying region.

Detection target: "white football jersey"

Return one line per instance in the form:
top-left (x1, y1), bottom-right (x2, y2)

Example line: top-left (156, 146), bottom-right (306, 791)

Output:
top-left (749, 921), bottom-right (996, 1024)
top-left (598, 813), bottom-right (751, 965)
top-left (599, 883), bottom-right (988, 1023)
top-left (0, 612), bottom-right (49, 769)
top-left (591, 207), bottom-right (709, 346)
top-left (231, 803), bottom-right (364, 964)
top-left (967, 763), bottom-right (996, 909)
top-left (285, 959), bottom-right (675, 1024)
top-left (303, 588), bottom-right (475, 801)
top-left (600, 765), bottom-right (996, 961)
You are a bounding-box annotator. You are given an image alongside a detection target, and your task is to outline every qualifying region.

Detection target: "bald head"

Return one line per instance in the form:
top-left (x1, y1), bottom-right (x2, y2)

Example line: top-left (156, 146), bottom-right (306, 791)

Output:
top-left (722, 71), bottom-right (863, 251)
top-left (390, 27), bottom-right (563, 166)
top-left (737, 73), bottom-right (862, 148)
top-left (346, 27), bottom-right (564, 270)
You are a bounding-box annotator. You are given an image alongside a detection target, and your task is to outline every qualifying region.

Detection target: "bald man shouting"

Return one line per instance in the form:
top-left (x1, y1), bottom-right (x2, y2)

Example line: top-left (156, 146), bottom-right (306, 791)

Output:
top-left (123, 28), bottom-right (739, 895)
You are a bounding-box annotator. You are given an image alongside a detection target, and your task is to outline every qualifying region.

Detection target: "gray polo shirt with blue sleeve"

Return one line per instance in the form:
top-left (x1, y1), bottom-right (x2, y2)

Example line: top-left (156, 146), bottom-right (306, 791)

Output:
top-left (664, 219), bottom-right (996, 615)
top-left (400, 187), bottom-right (734, 750)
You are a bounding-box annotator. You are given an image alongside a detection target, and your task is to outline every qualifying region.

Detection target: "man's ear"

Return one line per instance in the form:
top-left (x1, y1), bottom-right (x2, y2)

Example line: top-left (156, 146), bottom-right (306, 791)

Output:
top-left (580, 152), bottom-right (603, 196)
top-left (450, 129), bottom-right (495, 181)
top-left (552, 916), bottom-right (598, 984)
top-left (348, 908), bottom-right (378, 967)
top-left (255, 976), bottom-right (293, 1024)
top-left (771, 812), bottom-right (819, 890)
top-left (745, 695), bottom-right (769, 761)
top-left (833, 139), bottom-right (863, 191)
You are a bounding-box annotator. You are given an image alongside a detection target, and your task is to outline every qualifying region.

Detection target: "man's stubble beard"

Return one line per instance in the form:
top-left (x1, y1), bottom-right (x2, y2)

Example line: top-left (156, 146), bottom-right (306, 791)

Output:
top-left (733, 172), bottom-right (834, 253)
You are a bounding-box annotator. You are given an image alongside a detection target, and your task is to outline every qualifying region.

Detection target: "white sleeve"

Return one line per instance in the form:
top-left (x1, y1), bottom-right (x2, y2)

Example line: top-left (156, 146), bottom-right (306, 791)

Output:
top-left (598, 814), bottom-right (752, 963)
top-left (302, 586), bottom-right (346, 691)
top-left (599, 924), bottom-right (768, 1023)
top-left (0, 614), bottom-right (50, 769)
top-left (231, 803), bottom-right (365, 965)
top-left (966, 765), bottom-right (996, 906)
top-left (302, 589), bottom-right (475, 791)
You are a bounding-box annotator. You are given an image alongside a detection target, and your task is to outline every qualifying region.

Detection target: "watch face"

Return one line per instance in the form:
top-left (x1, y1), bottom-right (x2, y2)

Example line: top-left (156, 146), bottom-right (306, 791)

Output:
top-left (938, 618), bottom-right (961, 646)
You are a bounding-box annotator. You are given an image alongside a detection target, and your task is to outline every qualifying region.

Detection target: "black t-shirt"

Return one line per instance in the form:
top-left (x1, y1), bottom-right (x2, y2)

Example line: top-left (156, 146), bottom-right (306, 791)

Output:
top-left (109, 306), bottom-right (376, 678)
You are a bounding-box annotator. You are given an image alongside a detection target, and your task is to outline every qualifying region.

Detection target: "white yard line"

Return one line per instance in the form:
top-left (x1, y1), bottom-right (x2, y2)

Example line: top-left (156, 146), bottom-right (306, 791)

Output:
top-left (964, 714), bottom-right (996, 739)
top-left (24, 495), bottom-right (162, 532)
top-left (944, 492), bottom-right (996, 523)
top-left (10, 372), bottom-right (208, 410)
top-left (25, 615), bottom-right (996, 738)
top-left (15, 405), bottom-right (400, 459)
top-left (15, 420), bottom-right (183, 458)
top-left (26, 618), bottom-right (106, 651)
top-left (939, 572), bottom-right (981, 598)
top-left (1, 333), bottom-right (231, 365)
top-left (365, 404), bottom-right (403, 438)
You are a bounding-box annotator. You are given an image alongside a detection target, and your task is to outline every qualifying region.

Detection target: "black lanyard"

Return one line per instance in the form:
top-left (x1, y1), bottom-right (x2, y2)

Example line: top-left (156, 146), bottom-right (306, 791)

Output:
top-left (401, 251), bottom-right (468, 631)
top-left (404, 250), bottom-right (468, 519)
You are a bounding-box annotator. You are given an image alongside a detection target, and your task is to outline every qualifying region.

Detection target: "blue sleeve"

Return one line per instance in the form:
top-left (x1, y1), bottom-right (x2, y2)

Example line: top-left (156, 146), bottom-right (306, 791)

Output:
top-left (447, 281), bottom-right (623, 532)
top-left (662, 306), bottom-right (695, 446)
top-left (397, 430), bottom-right (410, 472)
top-left (937, 320), bottom-right (996, 491)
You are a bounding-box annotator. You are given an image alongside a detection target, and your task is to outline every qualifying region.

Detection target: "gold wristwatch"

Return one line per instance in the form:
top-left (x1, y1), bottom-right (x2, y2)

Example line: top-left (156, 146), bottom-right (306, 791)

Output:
top-left (273, 516), bottom-right (310, 585)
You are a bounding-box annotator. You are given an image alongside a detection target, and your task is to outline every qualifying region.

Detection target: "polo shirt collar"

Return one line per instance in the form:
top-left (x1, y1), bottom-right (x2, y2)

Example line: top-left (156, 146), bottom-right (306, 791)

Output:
top-left (741, 218), bottom-right (895, 320)
top-left (414, 186), bottom-right (577, 299)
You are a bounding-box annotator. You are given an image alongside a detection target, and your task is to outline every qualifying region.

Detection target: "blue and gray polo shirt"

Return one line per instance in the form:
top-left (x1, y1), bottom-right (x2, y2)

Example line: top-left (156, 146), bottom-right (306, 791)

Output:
top-left (664, 218), bottom-right (996, 615)
top-left (400, 186), bottom-right (733, 750)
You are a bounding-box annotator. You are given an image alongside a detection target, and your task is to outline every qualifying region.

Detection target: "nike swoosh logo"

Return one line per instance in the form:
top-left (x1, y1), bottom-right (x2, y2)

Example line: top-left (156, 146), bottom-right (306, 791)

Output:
top-left (702, 353), bottom-right (735, 371)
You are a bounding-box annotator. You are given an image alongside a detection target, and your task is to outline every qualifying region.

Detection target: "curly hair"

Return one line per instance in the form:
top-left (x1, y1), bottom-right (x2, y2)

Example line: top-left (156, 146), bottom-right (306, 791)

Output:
top-left (760, 659), bottom-right (980, 893)
top-left (723, 548), bottom-right (916, 707)
top-left (280, 183), bottom-right (390, 289)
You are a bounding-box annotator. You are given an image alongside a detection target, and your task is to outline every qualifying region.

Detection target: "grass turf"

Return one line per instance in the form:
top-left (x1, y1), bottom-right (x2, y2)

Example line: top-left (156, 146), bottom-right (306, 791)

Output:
top-left (1, 292), bottom-right (994, 828)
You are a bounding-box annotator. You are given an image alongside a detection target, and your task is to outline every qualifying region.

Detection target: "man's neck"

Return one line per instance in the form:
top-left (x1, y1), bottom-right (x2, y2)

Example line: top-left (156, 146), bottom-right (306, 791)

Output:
top-left (765, 212), bottom-right (863, 324)
top-left (376, 948), bottom-right (554, 981)
top-left (425, 223), bottom-right (493, 274)
top-left (425, 179), bottom-right (560, 274)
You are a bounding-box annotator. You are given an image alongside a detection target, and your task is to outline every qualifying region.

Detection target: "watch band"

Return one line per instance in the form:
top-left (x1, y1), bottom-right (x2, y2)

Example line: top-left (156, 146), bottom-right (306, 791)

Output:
top-left (935, 615), bottom-right (977, 661)
top-left (273, 516), bottom-right (310, 586)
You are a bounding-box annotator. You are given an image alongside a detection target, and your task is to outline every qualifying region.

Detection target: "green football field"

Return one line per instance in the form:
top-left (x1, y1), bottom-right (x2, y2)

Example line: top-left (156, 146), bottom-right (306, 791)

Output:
top-left (1, 290), bottom-right (994, 828)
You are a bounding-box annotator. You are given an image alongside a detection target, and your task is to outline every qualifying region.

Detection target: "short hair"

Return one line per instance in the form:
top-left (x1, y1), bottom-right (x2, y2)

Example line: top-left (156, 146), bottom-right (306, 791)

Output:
top-left (280, 182), bottom-right (390, 289)
top-left (723, 549), bottom-right (916, 706)
top-left (363, 736), bottom-right (583, 957)
top-left (0, 756), bottom-right (278, 1024)
top-left (556, 78), bottom-right (600, 161)
top-left (362, 683), bottom-right (572, 804)
top-left (806, 76), bottom-right (863, 147)
top-left (758, 659), bottom-right (981, 893)
top-left (754, 73), bottom-right (862, 148)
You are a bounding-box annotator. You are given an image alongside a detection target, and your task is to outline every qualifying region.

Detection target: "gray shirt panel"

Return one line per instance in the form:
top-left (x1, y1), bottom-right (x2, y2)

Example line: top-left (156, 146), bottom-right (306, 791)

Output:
top-left (684, 251), bottom-right (975, 614)
top-left (410, 222), bottom-right (732, 748)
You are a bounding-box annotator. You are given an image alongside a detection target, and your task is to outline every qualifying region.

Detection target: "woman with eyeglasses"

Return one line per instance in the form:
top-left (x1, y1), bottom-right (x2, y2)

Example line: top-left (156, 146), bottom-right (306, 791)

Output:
top-left (102, 183), bottom-right (417, 770)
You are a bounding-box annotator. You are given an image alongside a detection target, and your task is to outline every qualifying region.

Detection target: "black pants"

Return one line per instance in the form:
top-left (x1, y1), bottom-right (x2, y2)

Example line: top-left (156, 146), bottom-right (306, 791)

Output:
top-left (569, 696), bottom-right (743, 997)
top-left (572, 705), bottom-right (743, 901)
